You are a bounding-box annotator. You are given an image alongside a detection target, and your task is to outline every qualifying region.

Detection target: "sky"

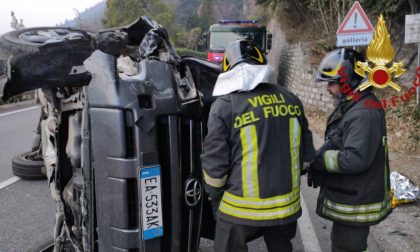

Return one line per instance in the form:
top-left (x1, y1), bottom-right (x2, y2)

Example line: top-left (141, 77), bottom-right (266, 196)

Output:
top-left (0, 0), bottom-right (103, 35)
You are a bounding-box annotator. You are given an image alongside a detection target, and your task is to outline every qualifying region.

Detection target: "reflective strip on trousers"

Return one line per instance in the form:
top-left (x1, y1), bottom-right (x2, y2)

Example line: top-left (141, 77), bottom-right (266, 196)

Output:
top-left (220, 196), bottom-right (301, 221)
top-left (324, 150), bottom-right (340, 172)
top-left (322, 195), bottom-right (392, 222)
top-left (322, 203), bottom-right (392, 222)
top-left (240, 125), bottom-right (259, 197)
top-left (324, 193), bottom-right (392, 213)
top-left (289, 118), bottom-right (301, 188)
top-left (222, 188), bottom-right (300, 209)
top-left (202, 170), bottom-right (227, 188)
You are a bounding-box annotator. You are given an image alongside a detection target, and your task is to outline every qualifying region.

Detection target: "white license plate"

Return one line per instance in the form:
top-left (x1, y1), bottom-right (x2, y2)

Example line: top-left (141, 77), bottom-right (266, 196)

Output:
top-left (140, 166), bottom-right (163, 240)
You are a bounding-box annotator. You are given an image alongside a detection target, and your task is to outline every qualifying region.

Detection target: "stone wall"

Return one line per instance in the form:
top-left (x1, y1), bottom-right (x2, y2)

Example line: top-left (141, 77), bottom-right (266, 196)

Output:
top-left (266, 18), bottom-right (334, 112)
top-left (276, 44), bottom-right (334, 112)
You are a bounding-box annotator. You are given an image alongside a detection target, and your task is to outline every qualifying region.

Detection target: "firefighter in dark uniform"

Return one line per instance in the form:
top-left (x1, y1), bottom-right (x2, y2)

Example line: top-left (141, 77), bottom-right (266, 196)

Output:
top-left (309, 48), bottom-right (392, 252)
top-left (201, 39), bottom-right (315, 252)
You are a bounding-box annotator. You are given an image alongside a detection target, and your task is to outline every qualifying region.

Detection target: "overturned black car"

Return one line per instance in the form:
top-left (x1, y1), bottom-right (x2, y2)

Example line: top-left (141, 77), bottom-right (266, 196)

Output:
top-left (0, 17), bottom-right (220, 251)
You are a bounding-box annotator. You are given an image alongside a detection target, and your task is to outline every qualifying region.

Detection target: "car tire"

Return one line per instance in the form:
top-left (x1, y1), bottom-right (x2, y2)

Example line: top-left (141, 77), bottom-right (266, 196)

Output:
top-left (0, 27), bottom-right (95, 56)
top-left (12, 151), bottom-right (46, 180)
top-left (0, 27), bottom-right (96, 100)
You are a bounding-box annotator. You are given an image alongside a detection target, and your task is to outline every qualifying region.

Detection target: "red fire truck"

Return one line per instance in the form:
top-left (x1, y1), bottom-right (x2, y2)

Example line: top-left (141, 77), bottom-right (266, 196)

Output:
top-left (206, 20), bottom-right (272, 63)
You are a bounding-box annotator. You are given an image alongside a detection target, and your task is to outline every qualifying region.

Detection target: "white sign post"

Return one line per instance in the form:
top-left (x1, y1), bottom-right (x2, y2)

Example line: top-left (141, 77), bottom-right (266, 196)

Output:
top-left (336, 1), bottom-right (373, 47)
top-left (405, 14), bottom-right (420, 105)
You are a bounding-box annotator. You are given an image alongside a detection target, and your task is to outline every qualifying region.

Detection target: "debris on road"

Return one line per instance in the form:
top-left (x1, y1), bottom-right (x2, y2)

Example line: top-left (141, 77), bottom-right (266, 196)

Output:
top-left (391, 171), bottom-right (419, 207)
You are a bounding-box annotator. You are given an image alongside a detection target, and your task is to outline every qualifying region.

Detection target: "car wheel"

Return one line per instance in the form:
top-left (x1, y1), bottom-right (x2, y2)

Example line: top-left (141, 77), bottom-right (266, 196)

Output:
top-left (12, 151), bottom-right (46, 180)
top-left (0, 26), bottom-right (95, 56)
top-left (0, 27), bottom-right (96, 100)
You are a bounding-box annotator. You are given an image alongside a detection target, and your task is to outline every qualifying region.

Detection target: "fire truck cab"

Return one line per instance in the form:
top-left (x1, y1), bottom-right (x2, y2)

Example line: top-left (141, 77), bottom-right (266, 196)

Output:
top-left (206, 20), bottom-right (272, 63)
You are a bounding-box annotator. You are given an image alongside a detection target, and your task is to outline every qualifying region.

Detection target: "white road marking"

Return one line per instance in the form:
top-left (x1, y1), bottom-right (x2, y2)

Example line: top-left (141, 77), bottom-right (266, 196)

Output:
top-left (0, 106), bottom-right (38, 117)
top-left (299, 194), bottom-right (322, 252)
top-left (0, 176), bottom-right (21, 190)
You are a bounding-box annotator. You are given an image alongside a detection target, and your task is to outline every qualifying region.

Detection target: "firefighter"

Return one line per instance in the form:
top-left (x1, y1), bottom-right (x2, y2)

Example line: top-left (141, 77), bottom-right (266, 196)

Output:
top-left (201, 39), bottom-right (315, 252)
top-left (309, 48), bottom-right (392, 252)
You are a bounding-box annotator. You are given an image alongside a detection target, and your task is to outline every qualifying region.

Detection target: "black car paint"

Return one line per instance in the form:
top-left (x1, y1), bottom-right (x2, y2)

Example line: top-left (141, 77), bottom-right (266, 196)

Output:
top-left (0, 17), bottom-right (221, 251)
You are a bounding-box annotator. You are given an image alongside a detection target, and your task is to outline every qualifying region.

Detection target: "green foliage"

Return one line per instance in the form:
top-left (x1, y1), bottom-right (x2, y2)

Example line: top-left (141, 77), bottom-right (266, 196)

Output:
top-left (102, 0), bottom-right (181, 45)
top-left (364, 0), bottom-right (408, 21)
top-left (175, 0), bottom-right (202, 27)
top-left (198, 0), bottom-right (217, 31)
top-left (102, 0), bottom-right (147, 28)
top-left (176, 47), bottom-right (207, 58)
top-left (186, 13), bottom-right (202, 31)
top-left (255, 0), bottom-right (416, 44)
top-left (102, 0), bottom-right (262, 51)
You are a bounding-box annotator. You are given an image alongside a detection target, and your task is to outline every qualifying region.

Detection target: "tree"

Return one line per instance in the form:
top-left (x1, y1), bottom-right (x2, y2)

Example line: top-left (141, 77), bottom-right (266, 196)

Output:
top-left (102, 0), bottom-right (180, 45)
top-left (408, 0), bottom-right (418, 13)
top-left (186, 13), bottom-right (201, 31)
top-left (185, 27), bottom-right (203, 50)
top-left (102, 0), bottom-right (147, 28)
top-left (198, 0), bottom-right (216, 30)
top-left (175, 0), bottom-right (202, 27)
top-left (73, 9), bottom-right (90, 29)
top-left (10, 11), bottom-right (24, 30)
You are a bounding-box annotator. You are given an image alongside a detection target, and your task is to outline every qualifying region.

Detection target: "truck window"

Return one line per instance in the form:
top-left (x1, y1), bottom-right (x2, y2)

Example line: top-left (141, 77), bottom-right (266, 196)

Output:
top-left (209, 31), bottom-right (265, 51)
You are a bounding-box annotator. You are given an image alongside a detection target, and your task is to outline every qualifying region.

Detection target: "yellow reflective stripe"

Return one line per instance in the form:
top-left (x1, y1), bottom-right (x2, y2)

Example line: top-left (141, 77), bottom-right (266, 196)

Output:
top-left (219, 197), bottom-right (301, 221)
top-left (250, 125), bottom-right (259, 197)
top-left (240, 126), bottom-right (250, 196)
top-left (324, 150), bottom-right (339, 172)
top-left (321, 61), bottom-right (341, 76)
top-left (324, 194), bottom-right (392, 214)
top-left (322, 202), bottom-right (391, 223)
top-left (222, 188), bottom-right (300, 209)
top-left (202, 170), bottom-right (227, 188)
top-left (240, 125), bottom-right (259, 197)
top-left (250, 46), bottom-right (264, 63)
top-left (289, 118), bottom-right (301, 188)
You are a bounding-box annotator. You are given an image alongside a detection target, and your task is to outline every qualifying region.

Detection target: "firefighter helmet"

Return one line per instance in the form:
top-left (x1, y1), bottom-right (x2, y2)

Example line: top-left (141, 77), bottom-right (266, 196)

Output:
top-left (222, 39), bottom-right (266, 72)
top-left (316, 48), bottom-right (364, 88)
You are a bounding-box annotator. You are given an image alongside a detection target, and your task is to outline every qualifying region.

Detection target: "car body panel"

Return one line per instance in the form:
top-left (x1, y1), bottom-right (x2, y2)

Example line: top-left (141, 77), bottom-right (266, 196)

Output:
top-left (0, 16), bottom-right (221, 251)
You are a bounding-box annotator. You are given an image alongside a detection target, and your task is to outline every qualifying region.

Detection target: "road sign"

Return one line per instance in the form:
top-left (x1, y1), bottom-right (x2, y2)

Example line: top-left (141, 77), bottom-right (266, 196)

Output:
top-left (336, 1), bottom-right (373, 47)
top-left (404, 14), bottom-right (420, 105)
top-left (405, 14), bottom-right (420, 44)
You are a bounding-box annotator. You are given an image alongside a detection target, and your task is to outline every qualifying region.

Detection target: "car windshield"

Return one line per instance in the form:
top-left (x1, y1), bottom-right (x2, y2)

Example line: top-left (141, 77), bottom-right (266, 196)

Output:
top-left (209, 30), bottom-right (265, 51)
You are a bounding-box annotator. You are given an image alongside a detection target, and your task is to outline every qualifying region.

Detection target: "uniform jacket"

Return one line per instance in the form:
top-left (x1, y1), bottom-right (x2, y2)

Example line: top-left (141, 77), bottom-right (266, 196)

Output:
top-left (201, 79), bottom-right (315, 226)
top-left (316, 93), bottom-right (392, 226)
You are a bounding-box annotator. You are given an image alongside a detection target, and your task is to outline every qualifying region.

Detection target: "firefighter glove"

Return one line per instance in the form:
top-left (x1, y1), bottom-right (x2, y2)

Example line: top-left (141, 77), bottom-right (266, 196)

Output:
top-left (204, 183), bottom-right (224, 219)
top-left (307, 160), bottom-right (326, 188)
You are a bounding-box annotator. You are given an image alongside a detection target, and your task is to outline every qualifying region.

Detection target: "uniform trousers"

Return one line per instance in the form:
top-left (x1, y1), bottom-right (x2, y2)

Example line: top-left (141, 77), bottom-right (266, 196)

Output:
top-left (214, 218), bottom-right (297, 252)
top-left (331, 222), bottom-right (369, 252)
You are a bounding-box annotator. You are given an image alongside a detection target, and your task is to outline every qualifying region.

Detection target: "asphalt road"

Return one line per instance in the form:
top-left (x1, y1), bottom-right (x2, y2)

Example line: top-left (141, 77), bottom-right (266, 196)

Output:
top-left (0, 105), bottom-right (55, 251)
top-left (0, 106), bottom-right (379, 251)
top-left (0, 105), bottom-right (39, 181)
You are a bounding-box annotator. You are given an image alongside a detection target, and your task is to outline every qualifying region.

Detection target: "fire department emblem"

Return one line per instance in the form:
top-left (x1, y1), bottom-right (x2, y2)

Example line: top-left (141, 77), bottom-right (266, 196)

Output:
top-left (355, 15), bottom-right (406, 92)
